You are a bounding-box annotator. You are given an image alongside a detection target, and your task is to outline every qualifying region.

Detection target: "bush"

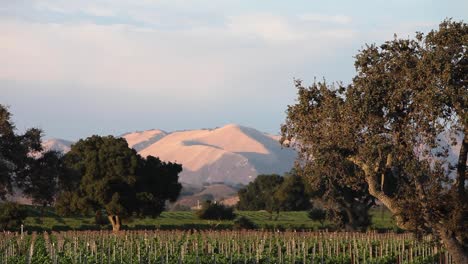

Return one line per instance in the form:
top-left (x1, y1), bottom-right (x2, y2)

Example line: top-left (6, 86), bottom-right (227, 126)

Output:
top-left (196, 200), bottom-right (236, 220)
top-left (233, 216), bottom-right (256, 230)
top-left (0, 202), bottom-right (27, 231)
top-left (308, 208), bottom-right (327, 227)
top-left (94, 210), bottom-right (108, 225)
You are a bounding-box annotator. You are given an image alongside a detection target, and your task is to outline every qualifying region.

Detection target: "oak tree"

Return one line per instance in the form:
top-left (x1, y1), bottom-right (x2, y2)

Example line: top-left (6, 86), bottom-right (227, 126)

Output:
top-left (0, 104), bottom-right (42, 199)
top-left (282, 20), bottom-right (467, 263)
top-left (55, 135), bottom-right (182, 231)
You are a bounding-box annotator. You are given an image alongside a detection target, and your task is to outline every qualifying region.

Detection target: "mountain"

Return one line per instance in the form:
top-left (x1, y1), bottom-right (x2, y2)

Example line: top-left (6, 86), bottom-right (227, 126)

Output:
top-left (42, 124), bottom-right (297, 185)
top-left (42, 138), bottom-right (73, 153)
top-left (122, 124), bottom-right (296, 185)
top-left (120, 129), bottom-right (167, 151)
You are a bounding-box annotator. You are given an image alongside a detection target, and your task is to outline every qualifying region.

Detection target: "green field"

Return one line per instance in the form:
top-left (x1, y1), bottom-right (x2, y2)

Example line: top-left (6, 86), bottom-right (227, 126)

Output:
top-left (21, 206), bottom-right (397, 232)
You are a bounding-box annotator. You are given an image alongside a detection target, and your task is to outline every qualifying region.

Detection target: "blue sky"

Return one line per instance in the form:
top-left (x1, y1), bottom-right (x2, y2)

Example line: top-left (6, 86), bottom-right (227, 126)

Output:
top-left (1, 0), bottom-right (466, 140)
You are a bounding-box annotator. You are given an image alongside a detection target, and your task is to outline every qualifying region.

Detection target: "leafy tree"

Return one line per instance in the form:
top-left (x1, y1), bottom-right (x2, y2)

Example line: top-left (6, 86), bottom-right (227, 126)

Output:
top-left (134, 155), bottom-right (182, 216)
top-left (299, 139), bottom-right (374, 230)
top-left (307, 208), bottom-right (327, 228)
top-left (0, 104), bottom-right (42, 198)
top-left (196, 200), bottom-right (236, 220)
top-left (237, 174), bottom-right (284, 219)
top-left (20, 150), bottom-right (66, 212)
top-left (55, 135), bottom-right (182, 231)
top-left (274, 173), bottom-right (311, 211)
top-left (0, 202), bottom-right (26, 231)
top-left (281, 20), bottom-right (467, 263)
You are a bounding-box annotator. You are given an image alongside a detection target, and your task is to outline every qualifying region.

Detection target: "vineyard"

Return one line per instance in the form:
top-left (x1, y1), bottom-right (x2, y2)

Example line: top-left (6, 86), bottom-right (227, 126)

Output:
top-left (1, 230), bottom-right (453, 264)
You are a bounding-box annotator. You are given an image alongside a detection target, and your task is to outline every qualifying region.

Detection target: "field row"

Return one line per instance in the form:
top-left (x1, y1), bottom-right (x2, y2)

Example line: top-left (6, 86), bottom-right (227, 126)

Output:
top-left (1, 230), bottom-right (452, 264)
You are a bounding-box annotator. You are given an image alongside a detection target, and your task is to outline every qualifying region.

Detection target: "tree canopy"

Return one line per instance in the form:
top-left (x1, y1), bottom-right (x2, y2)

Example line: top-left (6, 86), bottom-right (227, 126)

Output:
top-left (237, 174), bottom-right (284, 217)
top-left (0, 104), bottom-right (42, 198)
top-left (56, 135), bottom-right (182, 231)
top-left (237, 173), bottom-right (310, 219)
top-left (274, 173), bottom-right (311, 211)
top-left (281, 20), bottom-right (467, 263)
top-left (20, 150), bottom-right (67, 209)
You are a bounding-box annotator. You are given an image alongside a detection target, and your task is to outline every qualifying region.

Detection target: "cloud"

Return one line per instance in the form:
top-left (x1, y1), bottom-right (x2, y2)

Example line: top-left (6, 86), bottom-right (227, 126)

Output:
top-left (0, 12), bottom-right (358, 94)
top-left (299, 14), bottom-right (352, 25)
top-left (1, 2), bottom-right (363, 139)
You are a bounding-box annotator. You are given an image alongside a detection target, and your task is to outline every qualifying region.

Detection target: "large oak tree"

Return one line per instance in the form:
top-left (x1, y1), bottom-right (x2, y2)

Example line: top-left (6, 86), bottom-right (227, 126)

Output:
top-left (282, 20), bottom-right (467, 263)
top-left (56, 135), bottom-right (182, 231)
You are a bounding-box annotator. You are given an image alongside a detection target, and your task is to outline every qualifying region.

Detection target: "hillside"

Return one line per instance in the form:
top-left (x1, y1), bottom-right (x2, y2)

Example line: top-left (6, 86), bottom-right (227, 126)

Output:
top-left (42, 124), bottom-right (297, 186)
top-left (122, 124), bottom-right (297, 185)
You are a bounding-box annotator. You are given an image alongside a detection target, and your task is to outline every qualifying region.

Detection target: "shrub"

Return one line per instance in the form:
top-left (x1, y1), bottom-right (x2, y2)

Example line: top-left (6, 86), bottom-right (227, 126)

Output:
top-left (233, 216), bottom-right (256, 230)
top-left (308, 208), bottom-right (327, 227)
top-left (0, 202), bottom-right (27, 231)
top-left (94, 210), bottom-right (108, 225)
top-left (196, 200), bottom-right (236, 220)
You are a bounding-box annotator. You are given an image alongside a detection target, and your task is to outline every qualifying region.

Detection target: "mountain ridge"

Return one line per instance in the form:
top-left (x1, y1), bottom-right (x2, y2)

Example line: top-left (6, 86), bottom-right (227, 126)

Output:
top-left (43, 124), bottom-right (297, 185)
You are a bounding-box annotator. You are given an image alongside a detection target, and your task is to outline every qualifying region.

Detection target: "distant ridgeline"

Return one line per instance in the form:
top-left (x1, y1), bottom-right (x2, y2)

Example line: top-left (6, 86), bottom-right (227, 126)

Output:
top-left (44, 124), bottom-right (297, 186)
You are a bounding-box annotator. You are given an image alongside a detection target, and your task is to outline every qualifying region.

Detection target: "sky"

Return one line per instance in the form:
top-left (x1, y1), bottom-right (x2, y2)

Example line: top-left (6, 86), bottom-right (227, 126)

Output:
top-left (1, 0), bottom-right (467, 141)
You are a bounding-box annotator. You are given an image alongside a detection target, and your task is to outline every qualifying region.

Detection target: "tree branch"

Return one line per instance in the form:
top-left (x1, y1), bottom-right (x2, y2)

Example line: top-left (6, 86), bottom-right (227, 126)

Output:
top-left (347, 156), bottom-right (414, 230)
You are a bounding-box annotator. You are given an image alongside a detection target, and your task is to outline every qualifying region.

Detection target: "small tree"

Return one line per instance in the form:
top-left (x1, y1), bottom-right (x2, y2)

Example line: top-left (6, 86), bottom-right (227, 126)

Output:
top-left (308, 208), bottom-right (326, 228)
top-left (0, 202), bottom-right (26, 231)
top-left (196, 200), bottom-right (236, 220)
top-left (275, 173), bottom-right (311, 211)
top-left (237, 174), bottom-right (283, 220)
top-left (233, 216), bottom-right (257, 230)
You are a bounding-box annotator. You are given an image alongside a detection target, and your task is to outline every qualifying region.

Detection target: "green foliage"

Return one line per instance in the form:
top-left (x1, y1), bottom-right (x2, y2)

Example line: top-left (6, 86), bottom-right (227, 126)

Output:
top-left (281, 19), bottom-right (467, 261)
top-left (55, 135), bottom-right (182, 230)
top-left (0, 104), bottom-right (42, 199)
top-left (18, 208), bottom-right (397, 231)
top-left (275, 173), bottom-right (311, 211)
top-left (237, 174), bottom-right (283, 213)
top-left (94, 210), bottom-right (108, 226)
top-left (196, 200), bottom-right (236, 220)
top-left (134, 155), bottom-right (182, 217)
top-left (238, 173), bottom-right (311, 220)
top-left (21, 150), bottom-right (66, 208)
top-left (307, 208), bottom-right (326, 227)
top-left (233, 216), bottom-right (256, 230)
top-left (0, 202), bottom-right (26, 231)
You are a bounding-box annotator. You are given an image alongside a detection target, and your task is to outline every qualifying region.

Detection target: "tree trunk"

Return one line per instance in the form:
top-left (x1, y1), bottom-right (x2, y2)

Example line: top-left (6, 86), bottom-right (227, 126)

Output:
top-left (108, 215), bottom-right (121, 232)
top-left (343, 207), bottom-right (356, 231)
top-left (438, 227), bottom-right (468, 264)
top-left (348, 156), bottom-right (415, 230)
top-left (350, 156), bottom-right (468, 263)
top-left (455, 130), bottom-right (467, 197)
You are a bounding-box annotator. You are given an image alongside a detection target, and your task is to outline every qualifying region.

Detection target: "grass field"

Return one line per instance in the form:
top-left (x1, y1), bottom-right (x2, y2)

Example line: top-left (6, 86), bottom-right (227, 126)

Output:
top-left (21, 206), bottom-right (397, 232)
